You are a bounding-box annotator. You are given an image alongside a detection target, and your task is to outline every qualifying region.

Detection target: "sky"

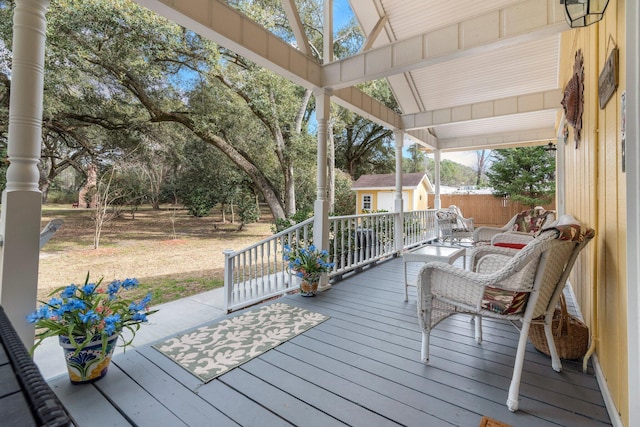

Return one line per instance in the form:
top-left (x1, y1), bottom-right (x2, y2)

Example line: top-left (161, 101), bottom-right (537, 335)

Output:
top-left (440, 151), bottom-right (480, 169)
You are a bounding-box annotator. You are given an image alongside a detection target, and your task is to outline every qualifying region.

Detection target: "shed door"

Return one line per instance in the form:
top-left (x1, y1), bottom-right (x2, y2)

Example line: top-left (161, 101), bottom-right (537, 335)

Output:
top-left (377, 192), bottom-right (408, 212)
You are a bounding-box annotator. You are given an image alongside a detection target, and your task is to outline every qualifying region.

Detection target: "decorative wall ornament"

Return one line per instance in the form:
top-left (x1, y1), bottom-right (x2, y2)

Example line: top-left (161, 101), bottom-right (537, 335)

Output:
top-left (561, 119), bottom-right (570, 145)
top-left (598, 47), bottom-right (618, 109)
top-left (561, 50), bottom-right (584, 148)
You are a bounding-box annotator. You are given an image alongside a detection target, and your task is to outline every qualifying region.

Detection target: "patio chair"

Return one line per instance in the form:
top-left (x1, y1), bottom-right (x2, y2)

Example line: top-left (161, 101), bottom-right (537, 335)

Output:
top-left (417, 215), bottom-right (594, 412)
top-left (472, 206), bottom-right (555, 244)
top-left (436, 205), bottom-right (474, 243)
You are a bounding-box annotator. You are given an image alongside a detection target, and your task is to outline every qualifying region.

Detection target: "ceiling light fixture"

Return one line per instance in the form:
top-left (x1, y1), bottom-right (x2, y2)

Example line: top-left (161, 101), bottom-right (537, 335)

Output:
top-left (561, 0), bottom-right (610, 28)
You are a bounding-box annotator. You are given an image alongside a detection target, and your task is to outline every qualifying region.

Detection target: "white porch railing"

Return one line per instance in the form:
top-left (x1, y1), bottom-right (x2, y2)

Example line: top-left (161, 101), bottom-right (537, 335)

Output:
top-left (403, 210), bottom-right (438, 249)
top-left (223, 210), bottom-right (437, 312)
top-left (328, 211), bottom-right (398, 277)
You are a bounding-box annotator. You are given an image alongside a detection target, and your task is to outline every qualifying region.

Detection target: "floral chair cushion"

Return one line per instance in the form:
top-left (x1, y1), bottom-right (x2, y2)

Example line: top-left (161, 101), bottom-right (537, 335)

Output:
top-left (482, 286), bottom-right (529, 315)
top-left (511, 208), bottom-right (552, 233)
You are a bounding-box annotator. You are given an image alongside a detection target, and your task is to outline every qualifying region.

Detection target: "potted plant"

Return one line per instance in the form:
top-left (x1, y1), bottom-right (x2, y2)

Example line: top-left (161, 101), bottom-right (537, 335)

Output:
top-left (283, 244), bottom-right (334, 296)
top-left (27, 273), bottom-right (158, 384)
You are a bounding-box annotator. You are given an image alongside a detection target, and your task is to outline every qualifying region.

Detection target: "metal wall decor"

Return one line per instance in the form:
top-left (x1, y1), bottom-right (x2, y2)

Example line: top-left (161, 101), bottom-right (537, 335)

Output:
top-left (561, 50), bottom-right (584, 148)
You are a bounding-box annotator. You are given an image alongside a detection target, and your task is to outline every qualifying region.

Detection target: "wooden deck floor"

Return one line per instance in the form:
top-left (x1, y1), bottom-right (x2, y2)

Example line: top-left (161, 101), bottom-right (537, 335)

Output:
top-left (48, 256), bottom-right (612, 426)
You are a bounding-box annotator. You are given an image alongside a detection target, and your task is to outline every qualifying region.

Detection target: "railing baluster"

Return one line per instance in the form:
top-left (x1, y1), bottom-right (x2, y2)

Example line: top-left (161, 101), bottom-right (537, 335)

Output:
top-left (222, 211), bottom-right (436, 312)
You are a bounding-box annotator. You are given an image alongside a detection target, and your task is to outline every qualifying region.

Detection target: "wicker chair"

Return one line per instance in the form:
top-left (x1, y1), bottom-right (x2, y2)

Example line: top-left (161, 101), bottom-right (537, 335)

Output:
top-left (417, 215), bottom-right (594, 412)
top-left (436, 205), bottom-right (474, 243)
top-left (472, 206), bottom-right (555, 244)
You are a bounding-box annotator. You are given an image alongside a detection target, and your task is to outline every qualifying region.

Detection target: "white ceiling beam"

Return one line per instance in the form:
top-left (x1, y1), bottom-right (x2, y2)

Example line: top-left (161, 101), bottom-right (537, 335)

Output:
top-left (401, 89), bottom-right (562, 130)
top-left (436, 127), bottom-right (558, 151)
top-left (136, 0), bottom-right (322, 89)
top-left (281, 0), bottom-right (311, 57)
top-left (332, 87), bottom-right (401, 129)
top-left (322, 0), bottom-right (566, 89)
top-left (360, 14), bottom-right (388, 52)
top-left (405, 130), bottom-right (438, 150)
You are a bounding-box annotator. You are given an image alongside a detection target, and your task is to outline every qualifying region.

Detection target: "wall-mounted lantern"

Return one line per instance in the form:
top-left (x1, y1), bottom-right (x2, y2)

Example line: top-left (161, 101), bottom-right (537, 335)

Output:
top-left (561, 0), bottom-right (610, 28)
top-left (544, 141), bottom-right (557, 159)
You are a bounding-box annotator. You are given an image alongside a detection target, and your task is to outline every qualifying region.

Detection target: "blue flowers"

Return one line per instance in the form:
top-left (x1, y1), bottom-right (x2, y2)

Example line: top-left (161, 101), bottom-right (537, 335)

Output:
top-left (60, 285), bottom-right (77, 299)
top-left (283, 244), bottom-right (334, 277)
top-left (27, 273), bottom-right (158, 356)
top-left (79, 310), bottom-right (100, 324)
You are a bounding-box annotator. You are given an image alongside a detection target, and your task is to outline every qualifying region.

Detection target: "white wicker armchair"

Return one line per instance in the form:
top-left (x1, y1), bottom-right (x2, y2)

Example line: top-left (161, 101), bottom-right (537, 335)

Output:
top-left (417, 215), bottom-right (594, 412)
top-left (472, 207), bottom-right (555, 244)
top-left (436, 205), bottom-right (474, 243)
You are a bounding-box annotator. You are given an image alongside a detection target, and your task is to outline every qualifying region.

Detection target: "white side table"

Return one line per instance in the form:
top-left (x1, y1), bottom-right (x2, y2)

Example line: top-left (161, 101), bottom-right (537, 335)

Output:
top-left (403, 245), bottom-right (467, 301)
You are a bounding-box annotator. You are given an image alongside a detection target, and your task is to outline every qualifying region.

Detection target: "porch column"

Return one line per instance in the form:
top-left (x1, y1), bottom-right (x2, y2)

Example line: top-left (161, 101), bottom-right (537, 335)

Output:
top-left (394, 130), bottom-right (404, 253)
top-left (0, 0), bottom-right (49, 346)
top-left (323, 0), bottom-right (333, 63)
top-left (314, 89), bottom-right (331, 291)
top-left (556, 129), bottom-right (566, 216)
top-left (433, 149), bottom-right (442, 209)
top-left (626, 0), bottom-right (640, 424)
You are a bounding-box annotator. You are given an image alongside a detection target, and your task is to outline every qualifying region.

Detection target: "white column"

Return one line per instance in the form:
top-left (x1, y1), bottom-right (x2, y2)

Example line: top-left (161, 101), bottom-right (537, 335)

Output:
top-left (433, 149), bottom-right (442, 210)
top-left (394, 130), bottom-right (404, 252)
top-left (0, 0), bottom-right (49, 347)
top-left (323, 0), bottom-right (334, 63)
top-left (626, 0), bottom-right (640, 425)
top-left (556, 134), bottom-right (566, 216)
top-left (314, 89), bottom-right (331, 291)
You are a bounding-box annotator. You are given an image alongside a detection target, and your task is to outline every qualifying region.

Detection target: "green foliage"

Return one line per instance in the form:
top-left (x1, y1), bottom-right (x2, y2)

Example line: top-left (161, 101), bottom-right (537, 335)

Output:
top-left (331, 170), bottom-right (356, 216)
top-left (271, 209), bottom-right (313, 234)
top-left (47, 189), bottom-right (78, 204)
top-left (486, 146), bottom-right (555, 207)
top-left (403, 144), bottom-right (427, 173)
top-left (184, 189), bottom-right (216, 218)
top-left (420, 157), bottom-right (481, 188)
top-left (237, 192), bottom-right (260, 227)
top-left (0, 146), bottom-right (7, 194)
top-left (334, 80), bottom-right (396, 179)
top-left (175, 140), bottom-right (245, 218)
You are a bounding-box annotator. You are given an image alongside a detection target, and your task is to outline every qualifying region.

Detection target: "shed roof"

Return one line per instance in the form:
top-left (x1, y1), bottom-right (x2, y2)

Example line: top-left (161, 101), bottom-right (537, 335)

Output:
top-left (352, 172), bottom-right (431, 191)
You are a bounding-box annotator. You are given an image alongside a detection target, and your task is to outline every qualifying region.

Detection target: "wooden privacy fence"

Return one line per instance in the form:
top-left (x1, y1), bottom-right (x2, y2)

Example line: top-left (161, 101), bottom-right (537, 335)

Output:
top-left (427, 194), bottom-right (556, 227)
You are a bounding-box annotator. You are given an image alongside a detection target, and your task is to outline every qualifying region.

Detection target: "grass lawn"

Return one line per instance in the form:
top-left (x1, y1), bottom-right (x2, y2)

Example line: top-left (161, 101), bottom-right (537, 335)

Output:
top-left (38, 204), bottom-right (275, 306)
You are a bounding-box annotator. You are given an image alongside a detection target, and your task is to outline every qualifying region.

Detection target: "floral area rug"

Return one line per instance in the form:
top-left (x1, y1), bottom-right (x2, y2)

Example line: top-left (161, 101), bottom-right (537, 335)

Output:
top-left (153, 302), bottom-right (329, 383)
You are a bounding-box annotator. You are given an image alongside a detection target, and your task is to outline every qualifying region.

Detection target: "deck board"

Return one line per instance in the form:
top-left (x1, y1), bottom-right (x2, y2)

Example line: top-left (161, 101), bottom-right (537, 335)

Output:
top-left (48, 256), bottom-right (612, 426)
top-left (113, 352), bottom-right (238, 427)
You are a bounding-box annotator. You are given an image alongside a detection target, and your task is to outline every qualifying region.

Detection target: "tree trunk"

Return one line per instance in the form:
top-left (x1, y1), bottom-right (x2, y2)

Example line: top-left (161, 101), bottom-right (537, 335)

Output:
top-left (284, 165), bottom-right (296, 216)
top-left (40, 181), bottom-right (50, 204)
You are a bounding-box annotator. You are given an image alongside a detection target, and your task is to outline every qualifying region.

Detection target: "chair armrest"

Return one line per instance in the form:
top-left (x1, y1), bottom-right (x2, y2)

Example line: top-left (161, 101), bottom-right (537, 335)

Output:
top-left (460, 217), bottom-right (474, 231)
top-left (473, 224), bottom-right (510, 242)
top-left (468, 245), bottom-right (520, 271)
top-left (418, 262), bottom-right (490, 310)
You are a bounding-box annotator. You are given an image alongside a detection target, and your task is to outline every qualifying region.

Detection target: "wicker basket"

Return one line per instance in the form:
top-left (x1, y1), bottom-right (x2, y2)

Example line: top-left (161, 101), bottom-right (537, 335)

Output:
top-left (529, 294), bottom-right (589, 360)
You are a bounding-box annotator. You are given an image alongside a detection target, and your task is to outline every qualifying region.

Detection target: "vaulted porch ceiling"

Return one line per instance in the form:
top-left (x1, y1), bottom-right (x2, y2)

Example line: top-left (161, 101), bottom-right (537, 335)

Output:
top-left (136, 0), bottom-right (568, 152)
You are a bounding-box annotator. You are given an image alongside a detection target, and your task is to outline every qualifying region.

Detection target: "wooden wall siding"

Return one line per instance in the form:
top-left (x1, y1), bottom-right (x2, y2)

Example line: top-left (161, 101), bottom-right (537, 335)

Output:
top-left (427, 194), bottom-right (556, 227)
top-left (560, 0), bottom-right (627, 423)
